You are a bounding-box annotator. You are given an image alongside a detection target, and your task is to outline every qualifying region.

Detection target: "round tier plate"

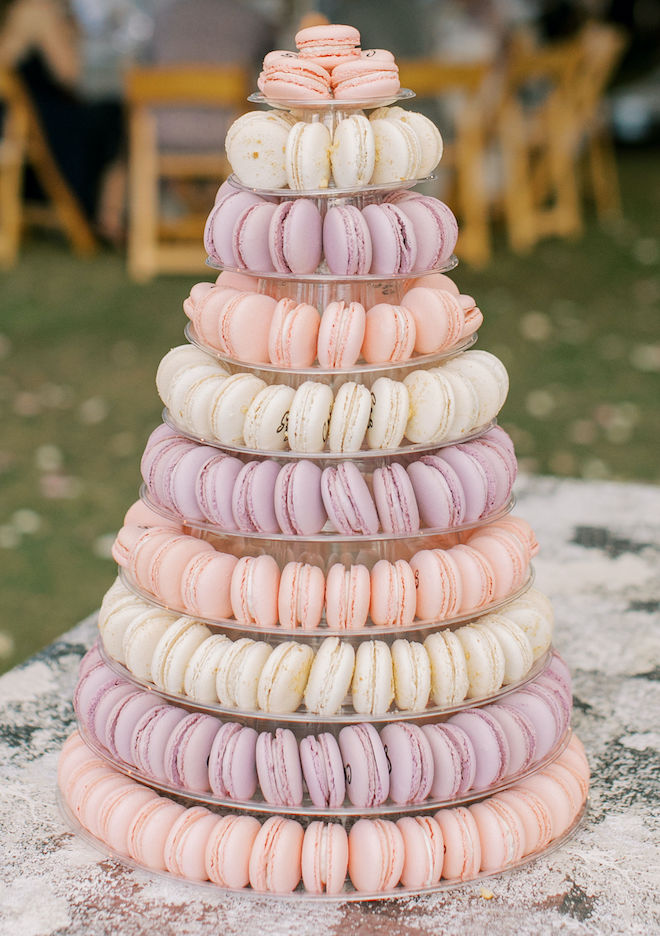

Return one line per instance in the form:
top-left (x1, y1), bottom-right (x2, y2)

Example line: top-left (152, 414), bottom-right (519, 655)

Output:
top-left (206, 256), bottom-right (459, 282)
top-left (76, 717), bottom-right (572, 819)
top-left (97, 640), bottom-right (553, 726)
top-left (226, 172), bottom-right (436, 200)
top-left (247, 88), bottom-right (416, 112)
top-left (58, 788), bottom-right (587, 902)
top-left (118, 566), bottom-right (535, 640)
top-left (185, 321), bottom-right (478, 379)
top-left (139, 482), bottom-right (515, 545)
top-left (162, 408), bottom-right (497, 462)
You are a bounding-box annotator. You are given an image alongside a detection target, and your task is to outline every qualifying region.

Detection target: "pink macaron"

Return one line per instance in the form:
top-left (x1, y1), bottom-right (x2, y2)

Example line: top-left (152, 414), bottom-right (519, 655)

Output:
top-left (317, 300), bottom-right (366, 368)
top-left (268, 298), bottom-right (321, 368)
top-left (348, 819), bottom-right (404, 892)
top-left (277, 561), bottom-right (325, 629)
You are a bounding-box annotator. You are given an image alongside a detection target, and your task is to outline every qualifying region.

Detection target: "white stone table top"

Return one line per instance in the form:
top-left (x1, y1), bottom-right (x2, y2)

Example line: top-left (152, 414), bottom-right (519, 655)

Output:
top-left (1, 475), bottom-right (659, 936)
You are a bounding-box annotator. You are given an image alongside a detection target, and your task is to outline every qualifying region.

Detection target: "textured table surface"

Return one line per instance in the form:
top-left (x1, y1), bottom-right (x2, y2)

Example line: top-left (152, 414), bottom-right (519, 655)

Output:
top-left (1, 475), bottom-right (659, 936)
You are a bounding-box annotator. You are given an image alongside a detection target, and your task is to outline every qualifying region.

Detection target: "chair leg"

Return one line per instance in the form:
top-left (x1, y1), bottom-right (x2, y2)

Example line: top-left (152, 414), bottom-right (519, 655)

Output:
top-left (499, 110), bottom-right (537, 253)
top-left (455, 122), bottom-right (491, 267)
top-left (589, 129), bottom-right (622, 219)
top-left (0, 158), bottom-right (23, 268)
top-left (128, 110), bottom-right (159, 281)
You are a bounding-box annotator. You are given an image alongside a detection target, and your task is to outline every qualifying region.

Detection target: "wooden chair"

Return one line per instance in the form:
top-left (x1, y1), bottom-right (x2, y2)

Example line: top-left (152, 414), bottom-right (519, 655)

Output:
top-left (496, 37), bottom-right (585, 252)
top-left (0, 69), bottom-right (96, 266)
top-left (568, 23), bottom-right (627, 220)
top-left (397, 60), bottom-right (493, 267)
top-left (125, 64), bottom-right (250, 281)
top-left (497, 24), bottom-right (626, 253)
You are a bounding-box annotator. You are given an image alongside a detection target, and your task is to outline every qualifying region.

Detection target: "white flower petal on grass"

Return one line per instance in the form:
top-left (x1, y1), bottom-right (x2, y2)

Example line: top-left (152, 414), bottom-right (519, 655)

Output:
top-left (79, 397), bottom-right (108, 424)
top-left (0, 632), bottom-right (15, 658)
top-left (630, 344), bottom-right (660, 372)
top-left (0, 526), bottom-right (20, 549)
top-left (93, 534), bottom-right (116, 560)
top-left (35, 445), bottom-right (63, 472)
top-left (525, 389), bottom-right (556, 418)
top-left (520, 311), bottom-right (552, 342)
top-left (11, 509), bottom-right (41, 534)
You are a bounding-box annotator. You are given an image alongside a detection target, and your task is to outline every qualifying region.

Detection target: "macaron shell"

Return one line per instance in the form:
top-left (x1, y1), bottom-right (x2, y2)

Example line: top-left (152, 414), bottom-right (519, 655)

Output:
top-left (396, 816), bottom-right (444, 888)
top-left (205, 814), bottom-right (261, 887)
top-left (348, 819), bottom-right (404, 892)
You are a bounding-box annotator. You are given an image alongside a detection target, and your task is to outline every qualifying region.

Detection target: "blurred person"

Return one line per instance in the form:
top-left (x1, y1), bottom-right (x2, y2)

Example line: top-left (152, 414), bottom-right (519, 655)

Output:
top-left (145, 0), bottom-right (275, 151)
top-left (0, 0), bottom-right (125, 241)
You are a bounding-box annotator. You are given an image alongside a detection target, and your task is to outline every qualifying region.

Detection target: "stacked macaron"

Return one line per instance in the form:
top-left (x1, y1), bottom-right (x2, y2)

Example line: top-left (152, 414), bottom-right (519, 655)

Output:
top-left (97, 581), bottom-right (553, 716)
top-left (204, 180), bottom-right (458, 276)
top-left (140, 424), bottom-right (516, 537)
top-left (225, 106), bottom-right (442, 190)
top-left (156, 344), bottom-right (508, 453)
top-left (256, 25), bottom-right (402, 106)
top-left (60, 730), bottom-right (588, 893)
top-left (184, 272), bottom-right (482, 368)
top-left (110, 512), bottom-right (537, 627)
top-left (76, 647), bottom-right (571, 809)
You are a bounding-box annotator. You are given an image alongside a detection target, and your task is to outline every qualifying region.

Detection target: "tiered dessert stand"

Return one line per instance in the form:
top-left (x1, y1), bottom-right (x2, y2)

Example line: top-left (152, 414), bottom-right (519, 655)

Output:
top-left (59, 84), bottom-right (587, 899)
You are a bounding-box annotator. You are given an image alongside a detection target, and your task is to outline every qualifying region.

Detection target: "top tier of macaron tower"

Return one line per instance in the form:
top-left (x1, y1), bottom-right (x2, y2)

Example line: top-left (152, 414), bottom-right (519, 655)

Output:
top-left (59, 23), bottom-right (589, 898)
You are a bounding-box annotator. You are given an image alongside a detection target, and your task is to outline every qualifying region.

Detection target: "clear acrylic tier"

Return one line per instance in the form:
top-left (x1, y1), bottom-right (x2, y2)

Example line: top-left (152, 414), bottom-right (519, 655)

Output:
top-left (58, 782), bottom-right (588, 901)
top-left (75, 707), bottom-right (571, 818)
top-left (247, 88), bottom-right (416, 113)
top-left (97, 639), bottom-right (553, 725)
top-left (118, 565), bottom-right (535, 639)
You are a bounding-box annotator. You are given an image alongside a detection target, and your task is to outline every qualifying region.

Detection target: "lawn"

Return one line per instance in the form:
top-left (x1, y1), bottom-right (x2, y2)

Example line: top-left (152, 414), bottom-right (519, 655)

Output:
top-left (1, 147), bottom-right (658, 674)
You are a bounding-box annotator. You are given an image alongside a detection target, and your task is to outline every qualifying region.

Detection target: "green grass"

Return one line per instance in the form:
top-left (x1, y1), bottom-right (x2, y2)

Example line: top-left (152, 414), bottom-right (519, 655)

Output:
top-left (1, 148), bottom-right (658, 673)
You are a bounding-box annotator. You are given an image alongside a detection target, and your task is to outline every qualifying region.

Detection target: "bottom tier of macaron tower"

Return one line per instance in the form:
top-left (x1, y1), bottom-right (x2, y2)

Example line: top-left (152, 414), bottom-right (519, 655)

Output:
top-left (58, 634), bottom-right (589, 897)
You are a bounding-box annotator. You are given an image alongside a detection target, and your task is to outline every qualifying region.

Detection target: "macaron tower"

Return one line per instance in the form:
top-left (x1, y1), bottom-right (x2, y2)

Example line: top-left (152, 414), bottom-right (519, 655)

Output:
top-left (58, 23), bottom-right (589, 898)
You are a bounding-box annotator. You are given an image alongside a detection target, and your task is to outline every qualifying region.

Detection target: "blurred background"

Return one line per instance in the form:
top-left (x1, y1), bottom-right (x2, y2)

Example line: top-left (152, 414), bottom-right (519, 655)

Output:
top-left (0, 0), bottom-right (658, 674)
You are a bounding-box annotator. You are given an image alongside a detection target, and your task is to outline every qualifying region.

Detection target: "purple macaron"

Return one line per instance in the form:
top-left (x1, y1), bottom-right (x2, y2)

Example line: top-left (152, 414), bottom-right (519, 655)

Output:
top-left (362, 202), bottom-right (417, 275)
top-left (196, 453), bottom-right (243, 529)
top-left (487, 702), bottom-right (537, 777)
top-left (208, 721), bottom-right (258, 801)
top-left (323, 205), bottom-right (372, 275)
top-left (299, 732), bottom-right (346, 808)
top-left (505, 685), bottom-right (565, 760)
top-left (372, 463), bottom-right (420, 534)
top-left (163, 712), bottom-right (222, 793)
top-left (338, 723), bottom-right (390, 807)
top-left (131, 704), bottom-right (187, 783)
top-left (421, 723), bottom-right (463, 801)
top-left (105, 690), bottom-right (161, 764)
top-left (448, 709), bottom-right (511, 791)
top-left (274, 460), bottom-right (327, 536)
top-left (255, 728), bottom-right (304, 807)
top-left (380, 723), bottom-right (434, 805)
top-left (397, 195), bottom-right (458, 269)
top-left (407, 455), bottom-right (466, 529)
top-left (231, 460), bottom-right (281, 534)
top-left (204, 186), bottom-right (265, 265)
top-left (268, 199), bottom-right (322, 275)
top-left (232, 201), bottom-right (278, 272)
top-left (439, 722), bottom-right (477, 794)
top-left (321, 462), bottom-right (379, 535)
